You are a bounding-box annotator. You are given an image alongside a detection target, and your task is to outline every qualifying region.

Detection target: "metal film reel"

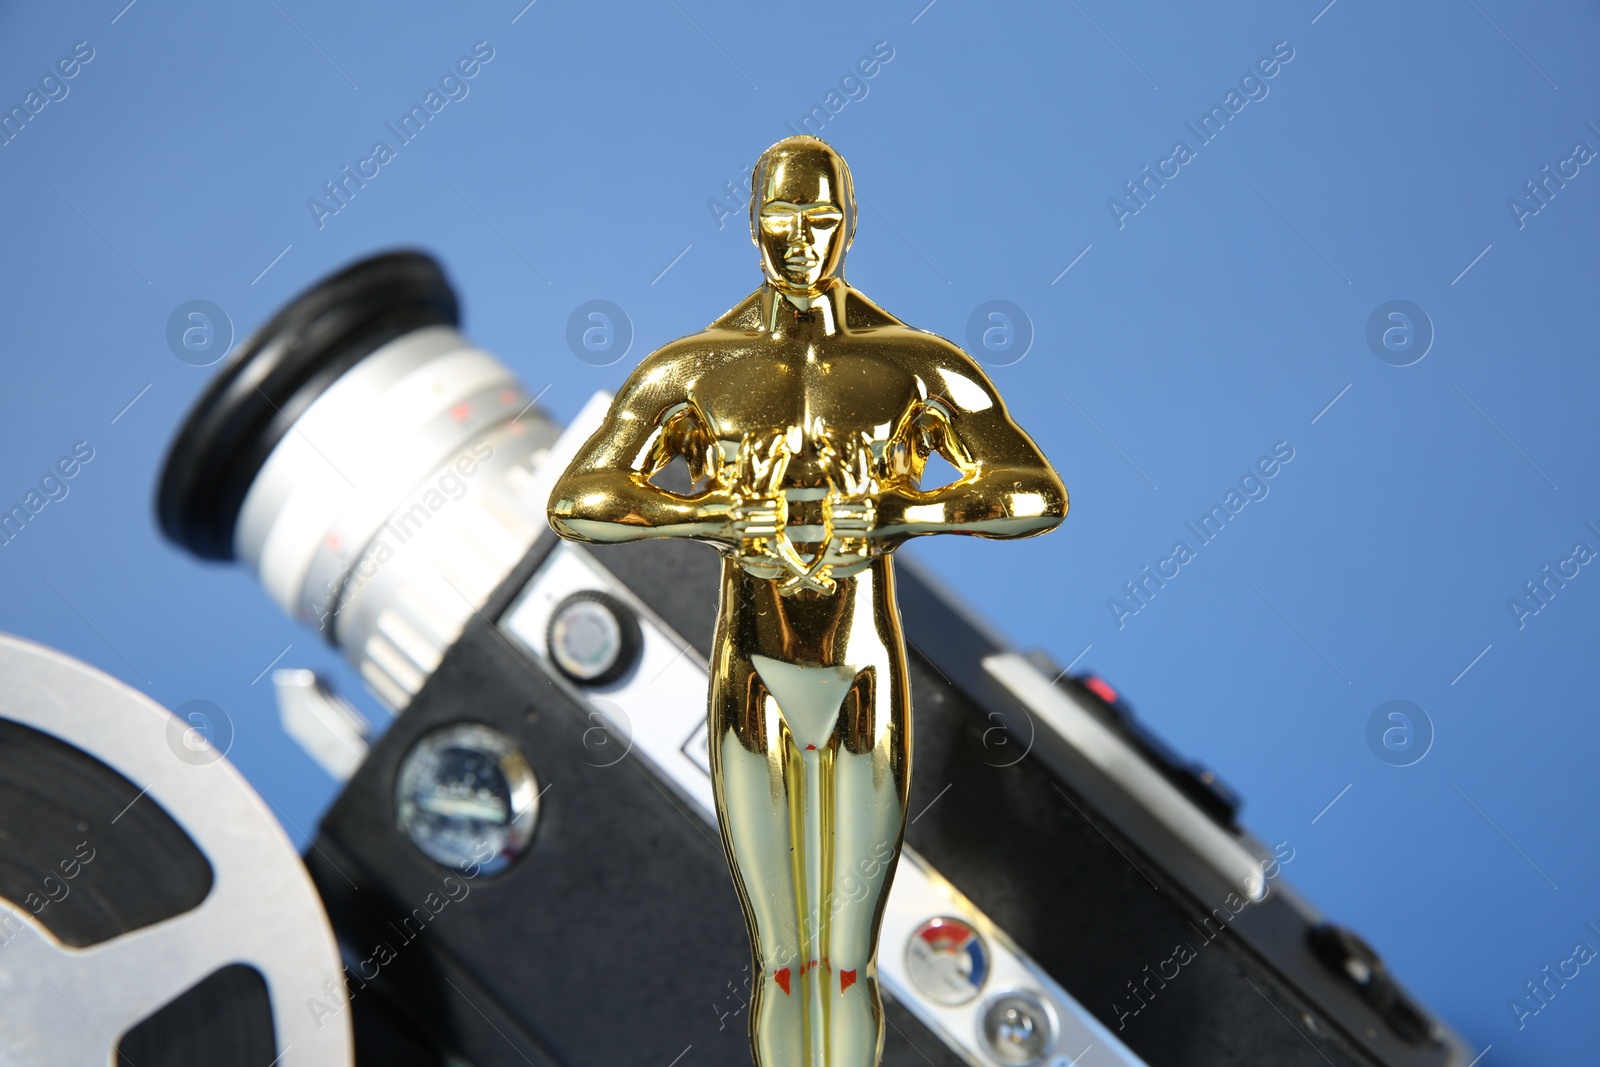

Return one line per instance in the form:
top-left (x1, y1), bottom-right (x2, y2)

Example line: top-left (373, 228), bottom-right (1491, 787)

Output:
top-left (0, 634), bottom-right (353, 1067)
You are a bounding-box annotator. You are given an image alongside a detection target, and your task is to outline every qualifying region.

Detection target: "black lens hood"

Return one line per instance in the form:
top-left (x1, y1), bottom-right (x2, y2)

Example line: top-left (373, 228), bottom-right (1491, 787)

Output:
top-left (156, 250), bottom-right (459, 560)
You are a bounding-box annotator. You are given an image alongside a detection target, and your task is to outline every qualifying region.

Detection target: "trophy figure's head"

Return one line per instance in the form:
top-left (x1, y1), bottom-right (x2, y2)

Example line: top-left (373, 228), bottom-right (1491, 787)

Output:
top-left (750, 136), bottom-right (856, 297)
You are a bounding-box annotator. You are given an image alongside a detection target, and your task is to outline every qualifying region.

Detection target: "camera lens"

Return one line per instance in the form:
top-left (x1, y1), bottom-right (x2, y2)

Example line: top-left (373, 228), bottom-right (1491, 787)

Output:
top-left (157, 251), bottom-right (561, 710)
top-left (158, 251), bottom-right (458, 561)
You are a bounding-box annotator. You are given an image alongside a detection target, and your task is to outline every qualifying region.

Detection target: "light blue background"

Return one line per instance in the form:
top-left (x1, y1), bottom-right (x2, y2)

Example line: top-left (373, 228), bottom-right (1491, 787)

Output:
top-left (1, 0), bottom-right (1596, 1060)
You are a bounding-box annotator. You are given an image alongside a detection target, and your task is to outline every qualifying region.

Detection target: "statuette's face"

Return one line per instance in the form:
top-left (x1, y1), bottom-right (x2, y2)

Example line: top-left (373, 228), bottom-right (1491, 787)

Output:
top-left (752, 139), bottom-right (855, 295)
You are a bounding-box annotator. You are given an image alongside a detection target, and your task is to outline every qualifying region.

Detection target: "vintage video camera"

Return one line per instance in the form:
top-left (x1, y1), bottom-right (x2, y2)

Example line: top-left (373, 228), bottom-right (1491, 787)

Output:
top-left (7, 250), bottom-right (1474, 1067)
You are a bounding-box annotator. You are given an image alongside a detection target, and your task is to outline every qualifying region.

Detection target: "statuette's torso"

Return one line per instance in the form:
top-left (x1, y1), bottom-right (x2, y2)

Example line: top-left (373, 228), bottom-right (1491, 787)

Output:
top-left (649, 286), bottom-right (995, 593)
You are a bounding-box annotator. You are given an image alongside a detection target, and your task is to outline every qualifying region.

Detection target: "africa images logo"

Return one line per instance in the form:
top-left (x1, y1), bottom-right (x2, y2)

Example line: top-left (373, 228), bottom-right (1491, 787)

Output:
top-left (307, 41), bottom-right (496, 230)
top-left (1107, 40), bottom-right (1296, 230)
top-left (1108, 442), bottom-right (1295, 628)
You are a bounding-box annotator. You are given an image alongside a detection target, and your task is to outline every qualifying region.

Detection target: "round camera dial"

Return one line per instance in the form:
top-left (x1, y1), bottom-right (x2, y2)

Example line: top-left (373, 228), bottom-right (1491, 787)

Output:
top-left (906, 916), bottom-right (991, 1006)
top-left (546, 591), bottom-right (641, 686)
top-left (395, 723), bottom-right (538, 877)
top-left (978, 990), bottom-right (1056, 1066)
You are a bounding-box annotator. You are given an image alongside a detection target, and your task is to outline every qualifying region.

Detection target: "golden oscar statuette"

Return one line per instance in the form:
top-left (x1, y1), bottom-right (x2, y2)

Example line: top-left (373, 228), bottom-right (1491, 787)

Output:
top-left (548, 136), bottom-right (1067, 1066)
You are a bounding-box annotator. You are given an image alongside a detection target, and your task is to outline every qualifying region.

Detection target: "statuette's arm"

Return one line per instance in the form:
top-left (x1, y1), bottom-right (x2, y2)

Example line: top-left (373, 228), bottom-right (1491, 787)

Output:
top-left (547, 367), bottom-right (734, 546)
top-left (876, 357), bottom-right (1067, 541)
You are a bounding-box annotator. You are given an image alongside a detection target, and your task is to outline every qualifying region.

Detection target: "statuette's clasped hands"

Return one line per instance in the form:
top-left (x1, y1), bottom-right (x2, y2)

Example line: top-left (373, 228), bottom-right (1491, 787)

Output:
top-left (726, 432), bottom-right (792, 547)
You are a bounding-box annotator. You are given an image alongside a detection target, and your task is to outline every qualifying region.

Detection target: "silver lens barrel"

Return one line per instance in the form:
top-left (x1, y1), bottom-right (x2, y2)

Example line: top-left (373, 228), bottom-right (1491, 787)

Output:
top-left (159, 252), bottom-right (560, 711)
top-left (237, 325), bottom-right (558, 708)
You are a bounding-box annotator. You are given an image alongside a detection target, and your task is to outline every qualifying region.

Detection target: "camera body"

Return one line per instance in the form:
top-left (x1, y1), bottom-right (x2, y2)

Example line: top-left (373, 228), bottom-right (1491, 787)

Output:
top-left (156, 253), bottom-right (1470, 1067)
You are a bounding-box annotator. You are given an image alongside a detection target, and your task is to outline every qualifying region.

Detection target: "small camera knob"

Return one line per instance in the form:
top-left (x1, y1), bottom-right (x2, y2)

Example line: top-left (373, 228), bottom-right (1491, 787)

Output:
top-left (546, 591), bottom-right (641, 686)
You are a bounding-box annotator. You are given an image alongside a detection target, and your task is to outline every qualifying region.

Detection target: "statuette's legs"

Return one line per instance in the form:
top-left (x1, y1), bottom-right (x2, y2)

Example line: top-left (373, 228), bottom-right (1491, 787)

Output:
top-left (711, 566), bottom-right (907, 1066)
